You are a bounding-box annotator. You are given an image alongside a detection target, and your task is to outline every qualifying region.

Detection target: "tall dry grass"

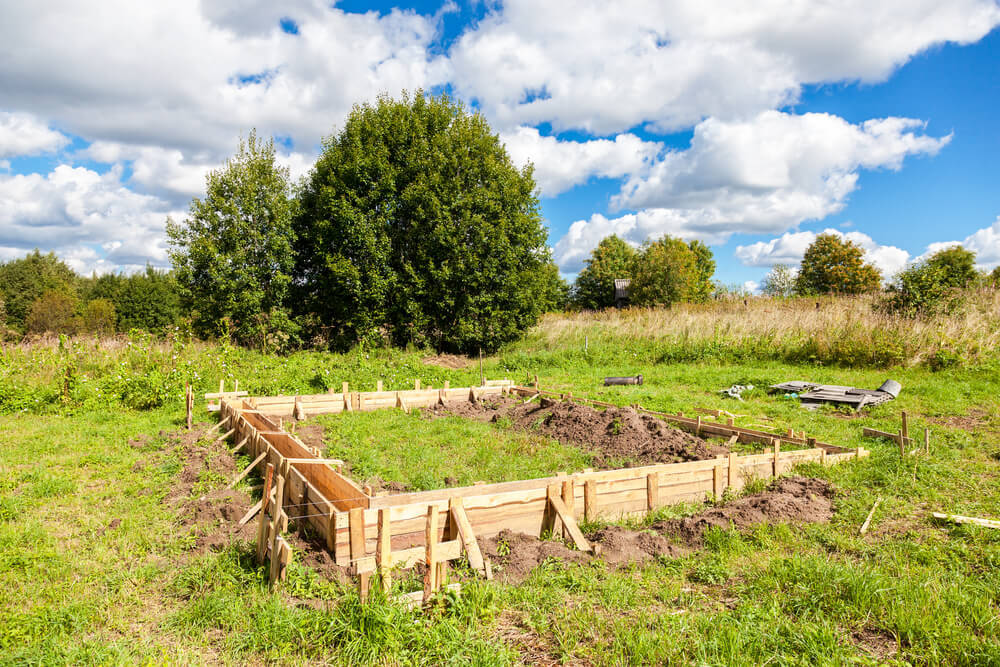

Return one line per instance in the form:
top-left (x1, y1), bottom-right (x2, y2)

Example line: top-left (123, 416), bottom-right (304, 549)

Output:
top-left (520, 291), bottom-right (1000, 368)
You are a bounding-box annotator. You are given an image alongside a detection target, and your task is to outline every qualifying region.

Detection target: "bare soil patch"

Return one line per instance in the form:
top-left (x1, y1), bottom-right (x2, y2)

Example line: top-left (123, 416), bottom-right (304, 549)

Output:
top-left (482, 476), bottom-right (836, 584)
top-left (427, 396), bottom-right (726, 468)
top-left (422, 353), bottom-right (473, 369)
top-left (932, 408), bottom-right (992, 432)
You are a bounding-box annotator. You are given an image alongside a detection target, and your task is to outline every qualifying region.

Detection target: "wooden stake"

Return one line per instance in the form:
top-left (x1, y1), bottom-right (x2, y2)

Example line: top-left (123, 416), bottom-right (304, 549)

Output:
top-left (376, 380), bottom-right (383, 392)
top-left (713, 461), bottom-right (724, 499)
top-left (901, 411), bottom-right (909, 439)
top-left (423, 505), bottom-right (440, 603)
top-left (479, 348), bottom-right (484, 386)
top-left (294, 396), bottom-right (305, 421)
top-left (547, 487), bottom-right (591, 552)
top-left (932, 512), bottom-right (1000, 529)
top-left (860, 497), bottom-right (882, 535)
top-left (227, 451), bottom-right (267, 489)
top-left (350, 507), bottom-right (370, 601)
top-left (584, 479), bottom-right (596, 521)
top-left (450, 497), bottom-right (489, 578)
top-left (212, 428), bottom-right (236, 447)
top-left (728, 452), bottom-right (739, 491)
top-left (261, 462), bottom-right (274, 513)
top-left (561, 480), bottom-right (574, 540)
top-left (377, 509), bottom-right (392, 594)
top-left (204, 415), bottom-right (230, 436)
top-left (414, 379), bottom-right (420, 390)
top-left (185, 383), bottom-right (193, 430)
top-left (772, 439), bottom-right (781, 476)
top-left (924, 428), bottom-right (930, 455)
top-left (230, 435), bottom-right (249, 455)
top-left (646, 472), bottom-right (659, 510)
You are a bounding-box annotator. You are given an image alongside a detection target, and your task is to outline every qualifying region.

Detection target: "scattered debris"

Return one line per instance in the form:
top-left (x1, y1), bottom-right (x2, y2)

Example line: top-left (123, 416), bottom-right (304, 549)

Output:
top-left (720, 384), bottom-right (754, 401)
top-left (604, 374), bottom-right (643, 386)
top-left (931, 512), bottom-right (1000, 530)
top-left (859, 497), bottom-right (882, 535)
top-left (769, 379), bottom-right (900, 411)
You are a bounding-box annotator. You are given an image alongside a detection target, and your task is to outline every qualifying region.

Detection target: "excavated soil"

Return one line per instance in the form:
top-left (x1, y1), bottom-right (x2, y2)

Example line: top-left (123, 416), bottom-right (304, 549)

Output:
top-left (427, 396), bottom-right (726, 467)
top-left (482, 476), bottom-right (836, 584)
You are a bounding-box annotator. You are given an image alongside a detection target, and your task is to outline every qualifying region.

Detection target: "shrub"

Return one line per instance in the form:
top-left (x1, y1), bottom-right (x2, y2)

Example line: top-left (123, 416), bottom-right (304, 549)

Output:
top-left (82, 299), bottom-right (116, 335)
top-left (25, 290), bottom-right (80, 334)
top-left (879, 262), bottom-right (964, 318)
top-left (629, 236), bottom-right (714, 307)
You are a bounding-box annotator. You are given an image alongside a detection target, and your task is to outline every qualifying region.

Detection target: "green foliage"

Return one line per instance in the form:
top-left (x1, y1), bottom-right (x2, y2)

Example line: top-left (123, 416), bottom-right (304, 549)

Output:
top-left (879, 260), bottom-right (964, 318)
top-left (86, 266), bottom-right (181, 333)
top-left (168, 130), bottom-right (297, 350)
top-left (82, 299), bottom-right (115, 335)
top-left (294, 91), bottom-right (549, 353)
top-left (629, 236), bottom-right (714, 307)
top-left (925, 245), bottom-right (978, 288)
top-left (990, 266), bottom-right (1000, 287)
top-left (572, 235), bottom-right (638, 309)
top-left (534, 257), bottom-right (570, 313)
top-left (0, 250), bottom-right (78, 331)
top-left (795, 234), bottom-right (881, 295)
top-left (26, 290), bottom-right (80, 334)
top-left (760, 264), bottom-right (796, 297)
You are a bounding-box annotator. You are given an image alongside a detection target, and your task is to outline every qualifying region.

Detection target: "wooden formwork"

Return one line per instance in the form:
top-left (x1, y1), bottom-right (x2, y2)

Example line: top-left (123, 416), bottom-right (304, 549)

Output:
top-left (212, 378), bottom-right (868, 603)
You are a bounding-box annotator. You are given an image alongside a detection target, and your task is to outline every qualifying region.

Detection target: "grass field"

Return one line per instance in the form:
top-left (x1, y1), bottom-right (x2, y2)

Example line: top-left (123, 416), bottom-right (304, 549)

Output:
top-left (2, 304), bottom-right (1000, 664)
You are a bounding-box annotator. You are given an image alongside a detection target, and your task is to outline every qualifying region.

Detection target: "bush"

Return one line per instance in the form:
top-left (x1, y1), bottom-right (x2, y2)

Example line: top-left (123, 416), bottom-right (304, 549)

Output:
top-left (82, 299), bottom-right (116, 335)
top-left (879, 261), bottom-right (964, 318)
top-left (25, 290), bottom-right (80, 334)
top-left (795, 234), bottom-right (881, 295)
top-left (629, 237), bottom-right (713, 307)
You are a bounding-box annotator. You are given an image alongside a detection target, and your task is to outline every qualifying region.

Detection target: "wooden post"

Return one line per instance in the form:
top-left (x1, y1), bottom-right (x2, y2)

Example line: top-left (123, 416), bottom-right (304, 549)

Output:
top-left (326, 510), bottom-right (337, 553)
top-left (266, 473), bottom-right (286, 577)
top-left (924, 428), bottom-right (930, 454)
top-left (479, 348), bottom-right (484, 386)
top-left (423, 505), bottom-right (440, 603)
top-left (713, 459), bottom-right (724, 499)
top-left (444, 380), bottom-right (450, 390)
top-left (696, 416), bottom-right (702, 436)
top-left (294, 396), bottom-right (304, 421)
top-left (773, 439), bottom-right (781, 476)
top-left (219, 379), bottom-right (224, 395)
top-left (377, 509), bottom-right (392, 594)
top-left (584, 479), bottom-right (596, 521)
top-left (533, 375), bottom-right (538, 390)
top-left (414, 379), bottom-right (420, 390)
top-left (377, 380), bottom-right (383, 392)
top-left (728, 452), bottom-right (738, 491)
top-left (349, 508), bottom-right (369, 601)
top-left (185, 383), bottom-right (193, 430)
top-left (646, 472), bottom-right (659, 511)
top-left (901, 411), bottom-right (909, 439)
top-left (561, 480), bottom-right (574, 540)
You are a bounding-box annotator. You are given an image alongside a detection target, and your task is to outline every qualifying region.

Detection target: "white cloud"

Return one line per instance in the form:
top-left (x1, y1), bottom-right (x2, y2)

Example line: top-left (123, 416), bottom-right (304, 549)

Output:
top-left (0, 112), bottom-right (69, 158)
top-left (552, 111), bottom-right (946, 270)
top-left (920, 216), bottom-right (1000, 269)
top-left (449, 0), bottom-right (1000, 134)
top-left (500, 126), bottom-right (662, 197)
top-left (734, 228), bottom-right (911, 278)
top-left (0, 165), bottom-right (181, 273)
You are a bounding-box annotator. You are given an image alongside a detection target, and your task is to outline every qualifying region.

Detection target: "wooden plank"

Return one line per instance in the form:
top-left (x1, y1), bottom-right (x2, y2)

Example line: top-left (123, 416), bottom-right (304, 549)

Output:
top-left (860, 497), bottom-right (882, 535)
top-left (227, 451), bottom-right (267, 489)
top-left (931, 513), bottom-right (1000, 529)
top-left (212, 428), bottom-right (235, 446)
top-left (450, 497), bottom-right (488, 577)
top-left (713, 462), bottom-right (724, 499)
top-left (547, 487), bottom-right (591, 552)
top-left (584, 479), bottom-right (596, 521)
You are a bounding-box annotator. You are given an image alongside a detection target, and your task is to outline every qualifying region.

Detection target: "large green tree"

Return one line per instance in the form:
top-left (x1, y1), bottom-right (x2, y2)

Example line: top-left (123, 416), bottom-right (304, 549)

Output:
top-left (572, 235), bottom-right (638, 309)
top-left (0, 250), bottom-right (78, 331)
top-left (629, 237), bottom-right (698, 307)
top-left (167, 130), bottom-right (296, 349)
top-left (761, 264), bottom-right (796, 297)
top-left (687, 239), bottom-right (716, 303)
top-left (794, 234), bottom-right (881, 295)
top-left (294, 91), bottom-right (551, 353)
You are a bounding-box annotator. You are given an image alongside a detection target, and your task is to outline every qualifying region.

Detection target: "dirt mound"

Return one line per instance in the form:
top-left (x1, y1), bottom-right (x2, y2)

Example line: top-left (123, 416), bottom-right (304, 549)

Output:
top-left (653, 476), bottom-right (836, 545)
top-left (422, 353), bottom-right (472, 369)
top-left (478, 476), bottom-right (836, 584)
top-left (427, 396), bottom-right (724, 467)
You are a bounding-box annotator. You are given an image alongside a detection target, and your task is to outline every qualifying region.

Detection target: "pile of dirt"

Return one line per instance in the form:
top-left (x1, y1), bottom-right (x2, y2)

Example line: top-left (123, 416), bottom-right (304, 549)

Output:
top-left (481, 476), bottom-right (836, 584)
top-left (428, 396), bottom-right (725, 467)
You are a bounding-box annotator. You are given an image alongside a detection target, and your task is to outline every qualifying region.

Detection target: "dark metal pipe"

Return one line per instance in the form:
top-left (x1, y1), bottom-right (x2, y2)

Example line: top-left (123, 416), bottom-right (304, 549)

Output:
top-left (604, 375), bottom-right (643, 386)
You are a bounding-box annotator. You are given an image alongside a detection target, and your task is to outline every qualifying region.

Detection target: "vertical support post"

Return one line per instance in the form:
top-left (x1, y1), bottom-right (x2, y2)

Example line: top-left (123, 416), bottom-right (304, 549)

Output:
top-left (423, 505), bottom-right (440, 603)
top-left (444, 380), bottom-right (450, 390)
top-left (646, 472), bottom-right (659, 511)
top-left (728, 452), bottom-right (738, 491)
top-left (713, 459), bottom-right (724, 499)
top-left (807, 437), bottom-right (816, 449)
top-left (326, 509), bottom-right (337, 553)
top-left (349, 508), bottom-right (369, 601)
top-left (377, 509), bottom-right (392, 594)
top-left (294, 396), bottom-right (304, 421)
top-left (377, 380), bottom-right (383, 392)
top-left (561, 480), bottom-right (574, 539)
top-left (820, 448), bottom-right (827, 465)
top-left (342, 381), bottom-right (349, 396)
top-left (219, 379), bottom-right (224, 395)
top-left (584, 479), bottom-right (596, 522)
top-left (267, 473), bottom-right (287, 581)
top-left (772, 439), bottom-right (781, 476)
top-left (185, 383), bottom-right (193, 430)
top-left (414, 379), bottom-right (420, 390)
top-left (479, 348), bottom-right (484, 386)
top-left (533, 375), bottom-right (538, 390)
top-left (924, 428), bottom-right (930, 454)
top-left (696, 416), bottom-right (702, 436)
top-left (901, 411), bottom-right (909, 439)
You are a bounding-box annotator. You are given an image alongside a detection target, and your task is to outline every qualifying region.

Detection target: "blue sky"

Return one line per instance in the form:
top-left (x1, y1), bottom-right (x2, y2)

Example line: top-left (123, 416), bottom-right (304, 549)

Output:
top-left (1, 1), bottom-right (998, 286)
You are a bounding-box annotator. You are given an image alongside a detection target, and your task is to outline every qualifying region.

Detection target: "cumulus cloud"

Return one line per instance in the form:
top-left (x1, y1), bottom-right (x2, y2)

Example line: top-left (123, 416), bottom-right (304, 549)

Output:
top-left (500, 126), bottom-right (662, 197)
top-left (0, 165), bottom-right (181, 274)
top-left (449, 0), bottom-right (1000, 134)
top-left (734, 228), bottom-right (911, 279)
top-left (0, 112), bottom-right (69, 158)
top-left (552, 111), bottom-right (947, 270)
top-left (920, 216), bottom-right (1000, 269)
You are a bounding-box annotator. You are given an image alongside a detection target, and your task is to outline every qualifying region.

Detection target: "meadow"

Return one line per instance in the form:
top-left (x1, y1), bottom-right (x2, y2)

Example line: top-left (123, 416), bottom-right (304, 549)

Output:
top-left (1, 298), bottom-right (999, 665)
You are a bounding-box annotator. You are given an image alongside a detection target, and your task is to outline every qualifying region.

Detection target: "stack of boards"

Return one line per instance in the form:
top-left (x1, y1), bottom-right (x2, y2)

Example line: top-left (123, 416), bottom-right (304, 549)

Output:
top-left (769, 380), bottom-right (901, 411)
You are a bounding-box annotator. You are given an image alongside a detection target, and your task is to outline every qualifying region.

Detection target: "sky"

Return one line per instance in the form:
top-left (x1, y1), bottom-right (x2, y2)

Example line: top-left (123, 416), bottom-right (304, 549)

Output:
top-left (1, 1), bottom-right (999, 291)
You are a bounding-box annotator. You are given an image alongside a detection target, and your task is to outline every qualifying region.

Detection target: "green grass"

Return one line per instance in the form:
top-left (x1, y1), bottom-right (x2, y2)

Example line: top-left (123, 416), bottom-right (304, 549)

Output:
top-left (314, 409), bottom-right (592, 490)
top-left (2, 326), bottom-right (1000, 664)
